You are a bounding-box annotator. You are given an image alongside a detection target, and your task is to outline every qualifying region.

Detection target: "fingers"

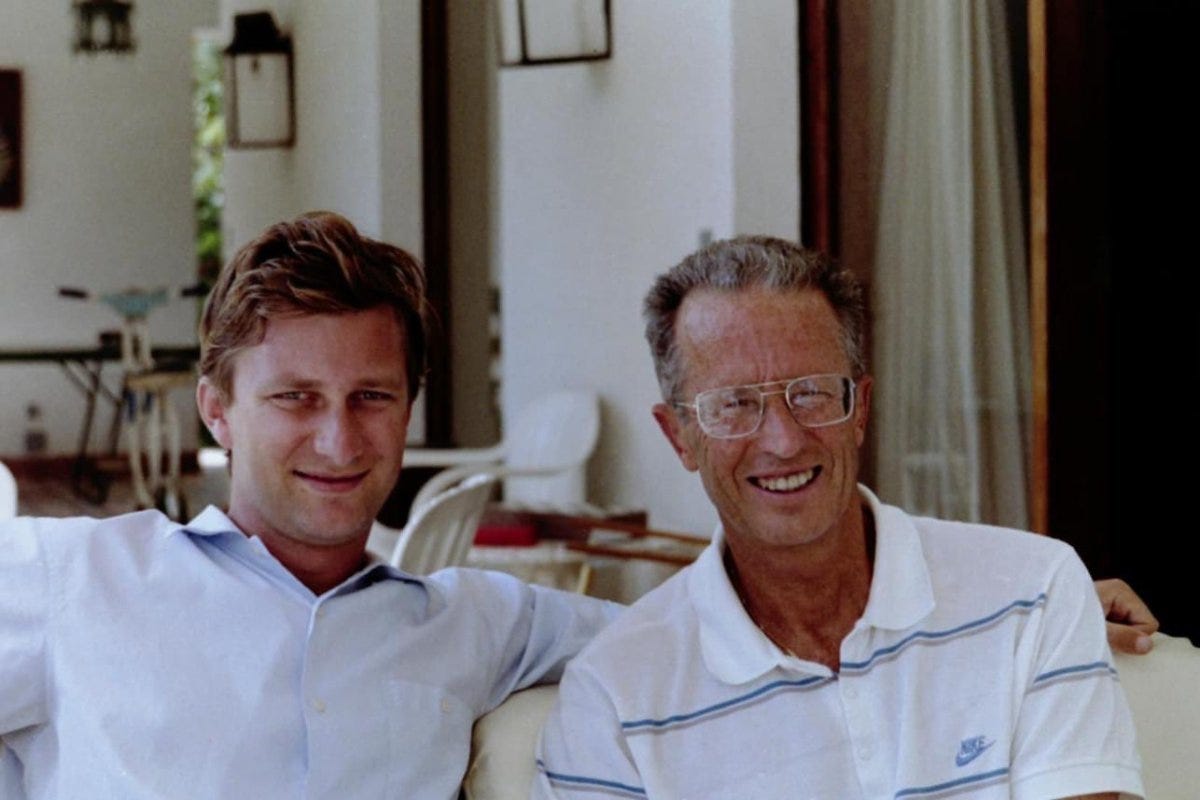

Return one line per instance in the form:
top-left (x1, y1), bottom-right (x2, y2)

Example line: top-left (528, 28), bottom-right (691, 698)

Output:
top-left (1094, 578), bottom-right (1159, 632)
top-left (1106, 621), bottom-right (1154, 655)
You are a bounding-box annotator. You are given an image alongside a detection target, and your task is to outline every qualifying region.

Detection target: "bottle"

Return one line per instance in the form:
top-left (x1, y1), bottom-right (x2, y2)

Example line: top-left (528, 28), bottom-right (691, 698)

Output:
top-left (24, 403), bottom-right (47, 454)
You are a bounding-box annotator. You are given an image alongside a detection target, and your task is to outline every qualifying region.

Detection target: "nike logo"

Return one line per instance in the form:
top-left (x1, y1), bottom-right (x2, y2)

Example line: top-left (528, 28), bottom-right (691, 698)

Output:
top-left (955, 736), bottom-right (994, 767)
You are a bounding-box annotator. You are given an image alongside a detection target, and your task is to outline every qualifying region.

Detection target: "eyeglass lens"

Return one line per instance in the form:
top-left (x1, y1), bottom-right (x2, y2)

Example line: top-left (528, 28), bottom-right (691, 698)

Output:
top-left (696, 375), bottom-right (852, 438)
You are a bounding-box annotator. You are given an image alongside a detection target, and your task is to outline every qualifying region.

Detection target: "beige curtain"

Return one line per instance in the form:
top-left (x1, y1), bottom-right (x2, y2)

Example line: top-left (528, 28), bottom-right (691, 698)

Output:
top-left (872, 0), bottom-right (1031, 528)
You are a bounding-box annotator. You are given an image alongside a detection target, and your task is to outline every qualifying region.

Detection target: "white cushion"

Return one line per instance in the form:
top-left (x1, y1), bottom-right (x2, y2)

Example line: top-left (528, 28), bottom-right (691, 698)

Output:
top-left (1114, 633), bottom-right (1200, 798)
top-left (464, 685), bottom-right (558, 800)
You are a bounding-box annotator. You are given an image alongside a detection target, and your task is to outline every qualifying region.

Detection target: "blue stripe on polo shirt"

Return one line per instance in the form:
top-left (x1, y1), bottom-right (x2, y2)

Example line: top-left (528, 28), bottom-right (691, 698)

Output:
top-left (841, 594), bottom-right (1047, 673)
top-left (620, 595), bottom-right (1048, 735)
top-left (538, 760), bottom-right (648, 798)
top-left (893, 767), bottom-right (1010, 798)
top-left (621, 675), bottom-right (832, 733)
top-left (1032, 660), bottom-right (1117, 686)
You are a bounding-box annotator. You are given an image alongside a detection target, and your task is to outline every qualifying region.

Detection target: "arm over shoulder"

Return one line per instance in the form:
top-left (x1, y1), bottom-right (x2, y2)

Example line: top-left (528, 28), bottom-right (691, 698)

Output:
top-left (432, 568), bottom-right (622, 714)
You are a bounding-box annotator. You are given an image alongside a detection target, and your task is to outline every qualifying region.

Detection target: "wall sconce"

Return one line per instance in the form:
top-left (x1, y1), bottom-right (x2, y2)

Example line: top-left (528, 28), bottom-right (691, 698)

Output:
top-left (73, 0), bottom-right (135, 54)
top-left (223, 11), bottom-right (295, 149)
top-left (496, 0), bottom-right (611, 66)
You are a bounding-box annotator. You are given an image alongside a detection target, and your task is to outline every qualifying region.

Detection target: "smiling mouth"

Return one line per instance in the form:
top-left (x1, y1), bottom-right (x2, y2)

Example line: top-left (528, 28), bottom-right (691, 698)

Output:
top-left (294, 470), bottom-right (369, 491)
top-left (751, 466), bottom-right (819, 493)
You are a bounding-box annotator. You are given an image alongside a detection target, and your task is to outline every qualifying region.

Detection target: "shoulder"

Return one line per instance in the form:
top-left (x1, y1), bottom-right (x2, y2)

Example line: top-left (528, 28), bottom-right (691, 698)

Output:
top-left (563, 566), bottom-right (696, 679)
top-left (422, 566), bottom-right (617, 622)
top-left (2, 510), bottom-right (175, 555)
top-left (900, 507), bottom-right (1079, 584)
top-left (421, 565), bottom-right (543, 611)
top-left (872, 499), bottom-right (1092, 631)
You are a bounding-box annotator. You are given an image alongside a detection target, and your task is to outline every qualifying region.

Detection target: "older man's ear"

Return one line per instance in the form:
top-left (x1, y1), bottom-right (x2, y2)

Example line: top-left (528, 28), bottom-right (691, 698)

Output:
top-left (652, 403), bottom-right (700, 473)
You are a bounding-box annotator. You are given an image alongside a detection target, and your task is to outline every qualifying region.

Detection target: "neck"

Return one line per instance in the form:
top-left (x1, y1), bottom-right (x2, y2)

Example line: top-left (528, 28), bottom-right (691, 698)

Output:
top-left (724, 501), bottom-right (875, 670)
top-left (267, 540), bottom-right (367, 595)
top-left (230, 517), bottom-right (369, 595)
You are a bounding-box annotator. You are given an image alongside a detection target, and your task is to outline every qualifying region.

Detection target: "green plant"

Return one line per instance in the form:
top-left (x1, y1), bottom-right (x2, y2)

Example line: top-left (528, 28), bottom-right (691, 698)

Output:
top-left (193, 38), bottom-right (224, 285)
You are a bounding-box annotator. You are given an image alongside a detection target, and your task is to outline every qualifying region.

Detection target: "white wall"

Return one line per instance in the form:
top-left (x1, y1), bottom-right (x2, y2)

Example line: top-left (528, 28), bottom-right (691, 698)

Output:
top-left (0, 0), bottom-right (217, 456)
top-left (733, 0), bottom-right (800, 240)
top-left (495, 2), bottom-right (800, 534)
top-left (496, 4), bottom-right (739, 533)
top-left (218, 0), bottom-right (427, 438)
top-left (219, 0), bottom-right (424, 253)
top-left (2, 0), bottom-right (802, 529)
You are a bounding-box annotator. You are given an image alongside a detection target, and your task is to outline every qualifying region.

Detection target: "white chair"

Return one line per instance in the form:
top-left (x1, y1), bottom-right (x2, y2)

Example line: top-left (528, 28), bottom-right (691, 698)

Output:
top-left (368, 472), bottom-right (499, 574)
top-left (403, 390), bottom-right (600, 513)
top-left (0, 460), bottom-right (17, 520)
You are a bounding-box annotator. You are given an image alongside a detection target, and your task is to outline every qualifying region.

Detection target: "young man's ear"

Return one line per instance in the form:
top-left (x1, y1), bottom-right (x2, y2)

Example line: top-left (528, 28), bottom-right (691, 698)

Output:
top-left (652, 403), bottom-right (700, 472)
top-left (196, 377), bottom-right (233, 450)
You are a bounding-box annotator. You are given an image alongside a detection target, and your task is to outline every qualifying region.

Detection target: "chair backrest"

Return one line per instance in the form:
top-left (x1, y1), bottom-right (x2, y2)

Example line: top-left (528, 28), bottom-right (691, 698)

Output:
top-left (385, 472), bottom-right (499, 574)
top-left (0, 460), bottom-right (17, 520)
top-left (503, 390), bottom-right (599, 507)
top-left (406, 390), bottom-right (601, 513)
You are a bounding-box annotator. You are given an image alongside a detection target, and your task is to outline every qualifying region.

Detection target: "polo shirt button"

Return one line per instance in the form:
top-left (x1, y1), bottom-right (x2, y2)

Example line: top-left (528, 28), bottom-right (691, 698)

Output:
top-left (315, 607), bottom-right (326, 619)
top-left (844, 685), bottom-right (858, 700)
top-left (857, 744), bottom-right (872, 761)
top-left (312, 698), bottom-right (327, 713)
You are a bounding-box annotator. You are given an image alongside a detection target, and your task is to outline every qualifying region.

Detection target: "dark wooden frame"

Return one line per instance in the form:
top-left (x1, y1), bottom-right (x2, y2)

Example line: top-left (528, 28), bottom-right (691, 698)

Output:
top-left (497, 0), bottom-right (612, 67)
top-left (421, 0), bottom-right (452, 446)
top-left (798, 0), bottom-right (838, 255)
top-left (0, 69), bottom-right (22, 209)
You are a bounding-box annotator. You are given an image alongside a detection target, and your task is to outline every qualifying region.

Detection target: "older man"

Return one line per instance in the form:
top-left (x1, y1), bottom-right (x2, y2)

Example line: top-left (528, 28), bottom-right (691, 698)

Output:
top-left (534, 237), bottom-right (1142, 799)
top-left (0, 212), bottom-right (616, 799)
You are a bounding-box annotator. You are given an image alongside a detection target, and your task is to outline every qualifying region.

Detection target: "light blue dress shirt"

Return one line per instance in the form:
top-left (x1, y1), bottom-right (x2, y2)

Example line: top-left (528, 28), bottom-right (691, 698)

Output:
top-left (0, 506), bottom-right (618, 799)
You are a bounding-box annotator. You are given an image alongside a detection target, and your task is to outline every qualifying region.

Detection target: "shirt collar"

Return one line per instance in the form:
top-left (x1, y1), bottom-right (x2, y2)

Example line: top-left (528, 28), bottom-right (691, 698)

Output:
top-left (688, 527), bottom-right (797, 684)
top-left (688, 485), bottom-right (935, 685)
top-left (179, 505), bottom-right (426, 598)
top-left (857, 485), bottom-right (935, 631)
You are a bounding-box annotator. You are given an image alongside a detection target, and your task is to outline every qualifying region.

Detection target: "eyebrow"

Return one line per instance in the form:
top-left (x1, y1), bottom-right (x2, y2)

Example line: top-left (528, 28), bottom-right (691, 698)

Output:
top-left (263, 374), bottom-right (406, 391)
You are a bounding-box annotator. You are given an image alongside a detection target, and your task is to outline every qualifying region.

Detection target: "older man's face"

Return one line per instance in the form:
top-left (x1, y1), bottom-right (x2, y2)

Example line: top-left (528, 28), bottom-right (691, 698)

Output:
top-left (653, 287), bottom-right (871, 551)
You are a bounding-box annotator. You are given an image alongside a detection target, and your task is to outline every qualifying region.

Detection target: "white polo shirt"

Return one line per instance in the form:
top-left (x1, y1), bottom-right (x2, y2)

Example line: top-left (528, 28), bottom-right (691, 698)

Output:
top-left (535, 487), bottom-right (1143, 800)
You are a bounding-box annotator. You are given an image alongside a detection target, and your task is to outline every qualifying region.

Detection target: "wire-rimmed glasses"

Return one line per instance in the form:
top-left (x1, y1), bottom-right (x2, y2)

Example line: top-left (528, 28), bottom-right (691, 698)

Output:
top-left (674, 373), bottom-right (856, 439)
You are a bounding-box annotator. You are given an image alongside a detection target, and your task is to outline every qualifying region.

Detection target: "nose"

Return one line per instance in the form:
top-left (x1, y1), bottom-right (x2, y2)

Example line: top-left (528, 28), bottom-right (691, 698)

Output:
top-left (312, 405), bottom-right (365, 466)
top-left (755, 392), bottom-right (808, 457)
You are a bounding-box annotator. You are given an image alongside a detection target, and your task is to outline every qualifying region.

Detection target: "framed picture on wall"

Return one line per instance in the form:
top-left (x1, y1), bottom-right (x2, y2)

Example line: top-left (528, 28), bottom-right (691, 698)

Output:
top-left (0, 69), bottom-right (22, 209)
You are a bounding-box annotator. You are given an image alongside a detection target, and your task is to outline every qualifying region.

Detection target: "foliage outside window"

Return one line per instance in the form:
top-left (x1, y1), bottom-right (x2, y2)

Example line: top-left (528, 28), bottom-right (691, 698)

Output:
top-left (193, 38), bottom-right (224, 285)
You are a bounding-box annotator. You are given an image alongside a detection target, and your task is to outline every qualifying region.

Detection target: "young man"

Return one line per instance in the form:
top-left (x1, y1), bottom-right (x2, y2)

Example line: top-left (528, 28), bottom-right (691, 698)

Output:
top-left (534, 237), bottom-right (1143, 799)
top-left (0, 212), bottom-right (616, 799)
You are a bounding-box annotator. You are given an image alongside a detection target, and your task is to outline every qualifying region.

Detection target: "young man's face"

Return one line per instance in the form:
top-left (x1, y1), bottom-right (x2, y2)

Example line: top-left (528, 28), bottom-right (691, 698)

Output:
top-left (653, 287), bottom-right (871, 552)
top-left (198, 306), bottom-right (411, 553)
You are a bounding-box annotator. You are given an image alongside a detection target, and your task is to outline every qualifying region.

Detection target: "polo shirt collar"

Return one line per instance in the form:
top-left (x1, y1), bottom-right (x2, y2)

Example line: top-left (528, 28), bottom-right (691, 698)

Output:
top-left (688, 485), bottom-right (935, 686)
top-left (857, 485), bottom-right (935, 631)
top-left (688, 526), bottom-right (788, 685)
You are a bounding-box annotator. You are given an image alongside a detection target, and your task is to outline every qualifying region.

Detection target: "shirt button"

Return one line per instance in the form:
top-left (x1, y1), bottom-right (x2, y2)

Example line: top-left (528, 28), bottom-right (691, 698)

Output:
top-left (312, 698), bottom-right (327, 713)
top-left (857, 743), bottom-right (872, 761)
top-left (315, 607), bottom-right (326, 619)
top-left (844, 685), bottom-right (858, 700)
top-left (440, 698), bottom-right (453, 713)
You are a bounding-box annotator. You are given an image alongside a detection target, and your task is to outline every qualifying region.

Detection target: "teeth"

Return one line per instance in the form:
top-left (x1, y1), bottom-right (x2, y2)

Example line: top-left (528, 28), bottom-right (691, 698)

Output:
top-left (756, 468), bottom-right (815, 492)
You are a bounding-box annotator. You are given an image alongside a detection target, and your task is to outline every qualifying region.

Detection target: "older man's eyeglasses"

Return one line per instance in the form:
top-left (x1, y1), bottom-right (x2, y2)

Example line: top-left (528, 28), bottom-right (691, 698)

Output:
top-left (675, 373), bottom-right (856, 439)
